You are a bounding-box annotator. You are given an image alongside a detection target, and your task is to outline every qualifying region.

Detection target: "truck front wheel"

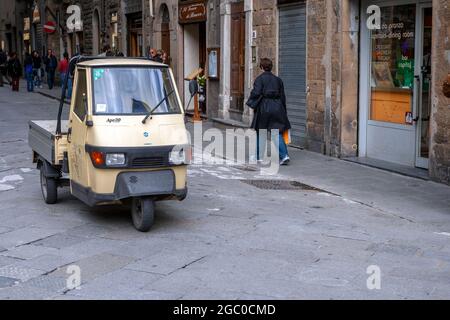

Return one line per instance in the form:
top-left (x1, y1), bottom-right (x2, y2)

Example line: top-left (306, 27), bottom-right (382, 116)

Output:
top-left (131, 197), bottom-right (155, 232)
top-left (40, 169), bottom-right (57, 204)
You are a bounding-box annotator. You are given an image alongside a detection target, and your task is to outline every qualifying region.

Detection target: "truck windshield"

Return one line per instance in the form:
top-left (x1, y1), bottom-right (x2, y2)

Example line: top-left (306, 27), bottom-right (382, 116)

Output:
top-left (92, 67), bottom-right (181, 115)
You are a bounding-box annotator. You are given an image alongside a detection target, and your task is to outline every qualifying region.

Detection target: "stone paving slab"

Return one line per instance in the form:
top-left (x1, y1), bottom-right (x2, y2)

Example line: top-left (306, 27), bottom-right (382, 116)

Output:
top-left (1, 244), bottom-right (63, 260)
top-left (0, 284), bottom-right (58, 300)
top-left (0, 227), bottom-right (64, 249)
top-left (0, 276), bottom-right (18, 289)
top-left (125, 245), bottom-right (211, 276)
top-left (0, 265), bottom-right (44, 282)
top-left (49, 253), bottom-right (135, 282)
top-left (32, 234), bottom-right (90, 249)
top-left (1, 86), bottom-right (450, 299)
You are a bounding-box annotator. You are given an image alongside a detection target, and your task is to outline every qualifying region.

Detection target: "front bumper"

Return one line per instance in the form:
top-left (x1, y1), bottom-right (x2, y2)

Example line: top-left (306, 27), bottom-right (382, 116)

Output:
top-left (71, 169), bottom-right (187, 206)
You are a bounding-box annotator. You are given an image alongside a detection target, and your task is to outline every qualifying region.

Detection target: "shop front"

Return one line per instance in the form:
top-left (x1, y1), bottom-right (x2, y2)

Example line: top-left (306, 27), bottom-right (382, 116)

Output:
top-left (359, 0), bottom-right (433, 169)
top-left (179, 0), bottom-right (207, 111)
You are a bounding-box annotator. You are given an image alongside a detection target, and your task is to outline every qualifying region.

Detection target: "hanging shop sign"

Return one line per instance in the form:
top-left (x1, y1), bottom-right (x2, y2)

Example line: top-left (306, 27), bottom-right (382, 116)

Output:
top-left (179, 1), bottom-right (207, 24)
top-left (43, 21), bottom-right (57, 34)
top-left (24, 17), bottom-right (30, 31)
top-left (32, 5), bottom-right (40, 23)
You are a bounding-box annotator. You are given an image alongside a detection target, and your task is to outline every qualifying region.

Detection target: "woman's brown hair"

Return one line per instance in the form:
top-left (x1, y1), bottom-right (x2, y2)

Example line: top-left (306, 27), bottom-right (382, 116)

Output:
top-left (260, 58), bottom-right (273, 72)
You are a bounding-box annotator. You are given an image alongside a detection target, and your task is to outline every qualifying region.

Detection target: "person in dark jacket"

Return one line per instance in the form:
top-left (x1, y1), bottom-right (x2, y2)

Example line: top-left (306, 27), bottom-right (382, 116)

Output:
top-left (43, 49), bottom-right (57, 89)
top-left (32, 50), bottom-right (43, 88)
top-left (0, 49), bottom-right (7, 86)
top-left (24, 52), bottom-right (34, 92)
top-left (7, 52), bottom-right (22, 91)
top-left (247, 58), bottom-right (291, 165)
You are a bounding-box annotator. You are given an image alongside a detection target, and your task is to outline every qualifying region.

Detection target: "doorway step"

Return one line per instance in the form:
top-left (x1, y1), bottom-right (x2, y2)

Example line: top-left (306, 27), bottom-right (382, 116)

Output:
top-left (343, 157), bottom-right (430, 180)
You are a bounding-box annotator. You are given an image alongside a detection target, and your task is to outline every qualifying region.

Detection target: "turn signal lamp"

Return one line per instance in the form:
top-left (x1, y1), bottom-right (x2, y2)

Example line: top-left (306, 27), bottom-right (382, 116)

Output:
top-left (90, 151), bottom-right (105, 166)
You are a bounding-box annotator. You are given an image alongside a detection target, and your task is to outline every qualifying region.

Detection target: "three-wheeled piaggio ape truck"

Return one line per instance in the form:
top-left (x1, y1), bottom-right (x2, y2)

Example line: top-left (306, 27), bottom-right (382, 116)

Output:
top-left (28, 57), bottom-right (191, 232)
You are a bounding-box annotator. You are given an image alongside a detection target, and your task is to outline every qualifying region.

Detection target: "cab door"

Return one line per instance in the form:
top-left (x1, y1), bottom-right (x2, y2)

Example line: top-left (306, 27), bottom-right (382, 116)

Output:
top-left (68, 68), bottom-right (90, 190)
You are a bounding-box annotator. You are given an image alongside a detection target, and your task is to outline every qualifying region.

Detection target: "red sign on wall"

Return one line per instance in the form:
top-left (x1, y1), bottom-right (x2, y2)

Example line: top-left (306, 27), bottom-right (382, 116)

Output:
top-left (43, 21), bottom-right (56, 34)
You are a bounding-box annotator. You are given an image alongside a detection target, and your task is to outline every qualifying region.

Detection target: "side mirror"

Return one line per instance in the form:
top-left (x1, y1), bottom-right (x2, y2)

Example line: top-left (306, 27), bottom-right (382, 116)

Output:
top-left (189, 79), bottom-right (198, 97)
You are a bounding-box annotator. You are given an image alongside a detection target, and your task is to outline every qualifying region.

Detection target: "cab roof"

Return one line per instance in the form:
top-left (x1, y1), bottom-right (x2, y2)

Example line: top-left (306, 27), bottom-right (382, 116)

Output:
top-left (76, 57), bottom-right (166, 68)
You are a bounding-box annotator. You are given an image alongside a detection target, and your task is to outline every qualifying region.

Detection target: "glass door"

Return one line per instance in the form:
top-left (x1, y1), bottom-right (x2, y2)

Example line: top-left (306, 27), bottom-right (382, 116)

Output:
top-left (414, 4), bottom-right (432, 169)
top-left (364, 2), bottom-right (417, 166)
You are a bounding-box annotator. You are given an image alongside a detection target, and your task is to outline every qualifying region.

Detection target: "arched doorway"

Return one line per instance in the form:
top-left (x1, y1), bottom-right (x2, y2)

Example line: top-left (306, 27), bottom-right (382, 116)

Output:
top-left (160, 4), bottom-right (170, 63)
top-left (92, 9), bottom-right (100, 54)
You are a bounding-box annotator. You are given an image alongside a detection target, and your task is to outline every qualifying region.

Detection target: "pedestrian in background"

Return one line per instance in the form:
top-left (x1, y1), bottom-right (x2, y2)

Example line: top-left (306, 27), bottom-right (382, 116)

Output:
top-left (159, 49), bottom-right (168, 64)
top-left (24, 52), bottom-right (34, 92)
top-left (247, 58), bottom-right (291, 165)
top-left (0, 49), bottom-right (7, 87)
top-left (32, 51), bottom-right (42, 88)
top-left (58, 52), bottom-right (69, 94)
top-left (43, 49), bottom-right (57, 89)
top-left (7, 52), bottom-right (22, 91)
top-left (148, 48), bottom-right (162, 62)
top-left (100, 44), bottom-right (113, 57)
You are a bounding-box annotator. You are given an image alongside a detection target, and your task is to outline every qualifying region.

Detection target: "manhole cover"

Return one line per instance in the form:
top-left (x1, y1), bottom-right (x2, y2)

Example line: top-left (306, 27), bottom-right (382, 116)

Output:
top-left (241, 179), bottom-right (327, 192)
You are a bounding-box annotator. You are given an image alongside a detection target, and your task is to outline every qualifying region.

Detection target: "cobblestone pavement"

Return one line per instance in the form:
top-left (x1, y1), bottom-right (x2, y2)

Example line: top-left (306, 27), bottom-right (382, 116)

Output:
top-left (0, 84), bottom-right (449, 299)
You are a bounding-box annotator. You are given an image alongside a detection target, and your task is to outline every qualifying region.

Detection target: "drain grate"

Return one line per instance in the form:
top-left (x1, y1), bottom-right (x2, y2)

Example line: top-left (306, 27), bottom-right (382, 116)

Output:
top-left (241, 179), bottom-right (327, 192)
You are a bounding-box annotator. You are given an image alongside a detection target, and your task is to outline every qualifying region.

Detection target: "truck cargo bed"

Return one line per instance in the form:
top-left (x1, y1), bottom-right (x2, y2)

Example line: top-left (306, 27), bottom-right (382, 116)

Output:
top-left (28, 120), bottom-right (69, 165)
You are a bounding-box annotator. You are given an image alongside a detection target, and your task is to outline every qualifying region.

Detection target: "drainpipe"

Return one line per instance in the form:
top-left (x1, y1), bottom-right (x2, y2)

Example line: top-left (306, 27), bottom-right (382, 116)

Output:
top-left (323, 0), bottom-right (334, 156)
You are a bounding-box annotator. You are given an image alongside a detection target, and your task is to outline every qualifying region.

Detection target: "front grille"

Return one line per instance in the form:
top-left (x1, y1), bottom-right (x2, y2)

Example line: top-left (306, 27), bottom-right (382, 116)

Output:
top-left (131, 156), bottom-right (166, 168)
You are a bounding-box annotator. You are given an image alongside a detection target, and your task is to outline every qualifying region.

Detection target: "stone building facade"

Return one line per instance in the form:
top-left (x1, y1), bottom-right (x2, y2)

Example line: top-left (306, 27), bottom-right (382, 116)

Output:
top-left (430, 0), bottom-right (450, 184)
top-left (247, 0), bottom-right (450, 184)
top-left (2, 0), bottom-right (449, 185)
top-left (210, 0), bottom-right (449, 184)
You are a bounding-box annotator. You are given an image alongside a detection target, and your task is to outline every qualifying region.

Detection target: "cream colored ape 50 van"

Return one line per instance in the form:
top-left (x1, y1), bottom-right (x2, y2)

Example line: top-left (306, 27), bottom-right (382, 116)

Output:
top-left (29, 57), bottom-right (191, 232)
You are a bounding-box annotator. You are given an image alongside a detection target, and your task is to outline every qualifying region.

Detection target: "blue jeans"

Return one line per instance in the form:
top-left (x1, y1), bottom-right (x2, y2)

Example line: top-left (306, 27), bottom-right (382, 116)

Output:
top-left (32, 68), bottom-right (41, 87)
top-left (256, 130), bottom-right (289, 161)
top-left (60, 72), bottom-right (72, 99)
top-left (47, 69), bottom-right (55, 89)
top-left (275, 133), bottom-right (289, 160)
top-left (26, 71), bottom-right (34, 92)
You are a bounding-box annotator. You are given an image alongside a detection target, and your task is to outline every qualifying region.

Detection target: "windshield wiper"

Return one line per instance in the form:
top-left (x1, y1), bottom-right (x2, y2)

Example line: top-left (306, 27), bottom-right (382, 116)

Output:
top-left (142, 90), bottom-right (175, 124)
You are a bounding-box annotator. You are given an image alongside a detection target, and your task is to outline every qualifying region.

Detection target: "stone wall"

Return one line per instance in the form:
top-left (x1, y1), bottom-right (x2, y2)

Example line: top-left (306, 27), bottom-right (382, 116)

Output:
top-left (430, 0), bottom-right (450, 184)
top-left (306, 0), bottom-right (342, 155)
top-left (206, 0), bottom-right (222, 118)
top-left (251, 0), bottom-right (277, 79)
top-left (305, 0), bottom-right (358, 157)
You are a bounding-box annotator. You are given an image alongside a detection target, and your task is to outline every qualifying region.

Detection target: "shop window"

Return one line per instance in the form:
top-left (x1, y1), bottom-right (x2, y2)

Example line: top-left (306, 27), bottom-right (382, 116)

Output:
top-left (370, 4), bottom-right (416, 125)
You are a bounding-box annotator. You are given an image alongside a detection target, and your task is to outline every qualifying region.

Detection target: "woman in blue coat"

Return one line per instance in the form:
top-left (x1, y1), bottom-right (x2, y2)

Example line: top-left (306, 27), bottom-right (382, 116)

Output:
top-left (247, 58), bottom-right (291, 165)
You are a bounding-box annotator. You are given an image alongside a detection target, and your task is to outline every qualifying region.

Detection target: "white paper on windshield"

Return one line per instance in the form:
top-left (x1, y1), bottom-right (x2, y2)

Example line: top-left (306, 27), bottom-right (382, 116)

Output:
top-left (96, 104), bottom-right (107, 113)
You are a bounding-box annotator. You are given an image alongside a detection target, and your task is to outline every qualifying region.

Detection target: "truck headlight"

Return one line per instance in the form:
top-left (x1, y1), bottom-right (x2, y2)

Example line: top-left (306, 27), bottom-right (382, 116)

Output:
top-left (169, 146), bottom-right (191, 165)
top-left (106, 153), bottom-right (126, 166)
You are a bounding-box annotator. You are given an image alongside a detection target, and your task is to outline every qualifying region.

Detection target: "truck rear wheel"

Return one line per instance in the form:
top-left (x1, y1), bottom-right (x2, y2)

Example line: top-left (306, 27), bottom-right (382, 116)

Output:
top-left (40, 169), bottom-right (57, 204)
top-left (131, 197), bottom-right (155, 232)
